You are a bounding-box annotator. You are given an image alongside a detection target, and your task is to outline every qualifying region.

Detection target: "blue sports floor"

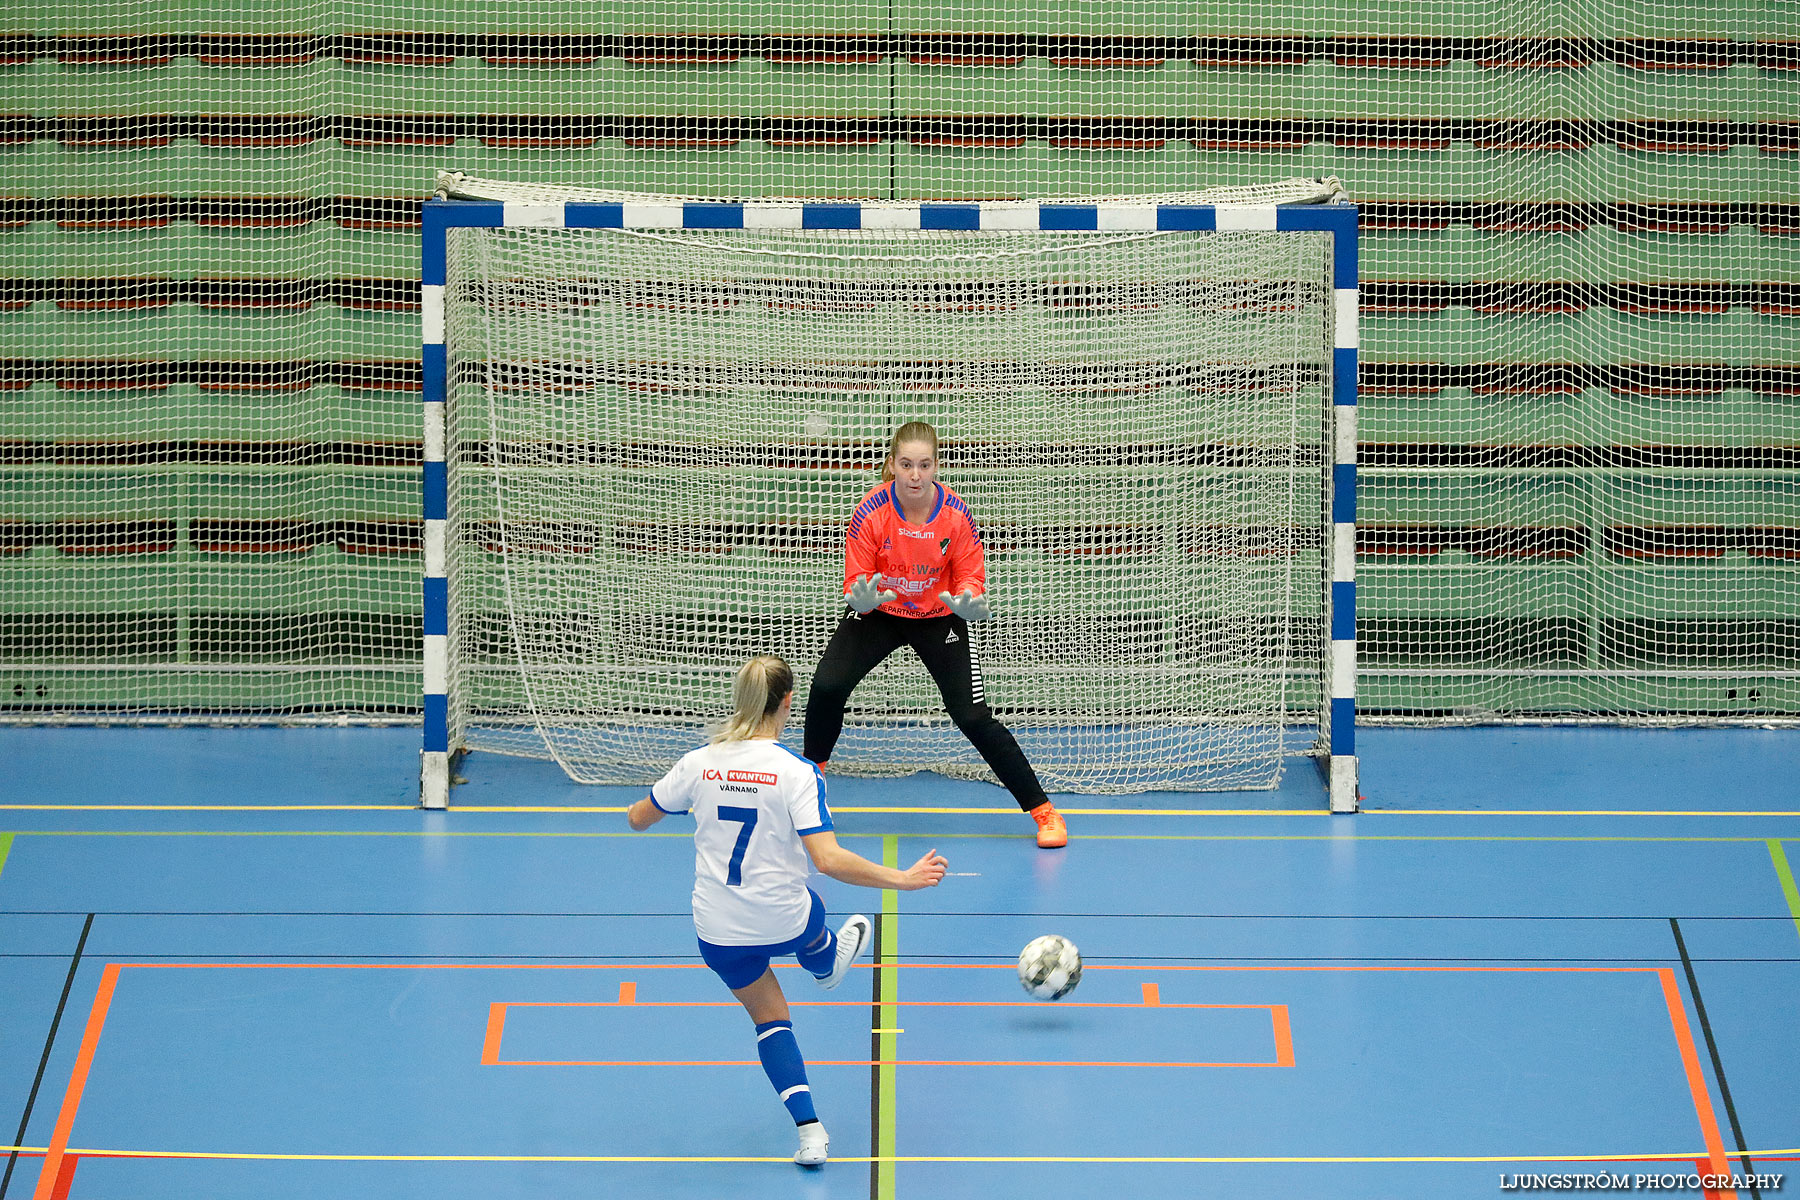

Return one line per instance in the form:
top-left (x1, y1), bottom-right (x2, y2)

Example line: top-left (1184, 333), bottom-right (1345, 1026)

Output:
top-left (1, 726), bottom-right (1797, 1199)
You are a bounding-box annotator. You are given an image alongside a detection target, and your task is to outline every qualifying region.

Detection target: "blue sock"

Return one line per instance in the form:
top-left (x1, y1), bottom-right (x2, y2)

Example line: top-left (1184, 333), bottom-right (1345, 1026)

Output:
top-left (797, 924), bottom-right (836, 978)
top-left (754, 1020), bottom-right (817, 1125)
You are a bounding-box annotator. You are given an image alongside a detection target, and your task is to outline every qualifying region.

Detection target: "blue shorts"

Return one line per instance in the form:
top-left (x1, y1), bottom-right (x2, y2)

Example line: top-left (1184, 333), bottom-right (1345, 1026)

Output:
top-left (697, 889), bottom-right (830, 991)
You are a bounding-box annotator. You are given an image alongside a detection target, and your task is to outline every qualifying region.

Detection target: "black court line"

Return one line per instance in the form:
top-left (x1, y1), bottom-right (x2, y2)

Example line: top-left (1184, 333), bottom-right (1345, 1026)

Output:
top-left (1, 912), bottom-right (92, 1200)
top-left (1670, 917), bottom-right (1762, 1200)
top-left (0, 910), bottom-right (702, 921)
top-left (4, 909), bottom-right (1796, 920)
top-left (7, 951), bottom-right (1794, 968)
top-left (893, 912), bottom-right (1800, 922)
top-left (10, 964), bottom-right (1785, 971)
top-left (788, 954), bottom-right (1800, 965)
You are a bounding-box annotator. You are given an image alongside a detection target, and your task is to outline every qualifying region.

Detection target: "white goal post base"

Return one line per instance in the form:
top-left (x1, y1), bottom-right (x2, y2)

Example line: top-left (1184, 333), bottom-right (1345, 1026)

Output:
top-left (1330, 754), bottom-right (1360, 815)
top-left (420, 181), bottom-right (1360, 814)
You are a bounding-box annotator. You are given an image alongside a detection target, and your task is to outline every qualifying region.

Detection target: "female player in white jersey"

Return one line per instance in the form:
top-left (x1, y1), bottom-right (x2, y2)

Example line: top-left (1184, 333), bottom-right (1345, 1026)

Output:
top-left (627, 654), bottom-right (947, 1167)
top-left (803, 421), bottom-right (1068, 848)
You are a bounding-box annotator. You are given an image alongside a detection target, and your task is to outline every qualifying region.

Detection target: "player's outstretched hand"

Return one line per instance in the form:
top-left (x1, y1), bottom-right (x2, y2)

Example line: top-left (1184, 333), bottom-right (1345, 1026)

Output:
top-left (937, 588), bottom-right (991, 622)
top-left (848, 574), bottom-right (898, 614)
top-left (898, 848), bottom-right (949, 890)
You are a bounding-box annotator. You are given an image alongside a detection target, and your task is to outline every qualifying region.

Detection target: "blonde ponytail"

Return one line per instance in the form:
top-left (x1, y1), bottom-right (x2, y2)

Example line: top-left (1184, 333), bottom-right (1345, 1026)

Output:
top-left (711, 655), bottom-right (794, 743)
top-left (880, 421), bottom-right (941, 483)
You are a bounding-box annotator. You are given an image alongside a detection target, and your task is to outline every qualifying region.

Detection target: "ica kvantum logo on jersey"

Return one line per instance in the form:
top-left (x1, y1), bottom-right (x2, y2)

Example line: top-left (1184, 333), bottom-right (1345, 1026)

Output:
top-left (702, 769), bottom-right (778, 787)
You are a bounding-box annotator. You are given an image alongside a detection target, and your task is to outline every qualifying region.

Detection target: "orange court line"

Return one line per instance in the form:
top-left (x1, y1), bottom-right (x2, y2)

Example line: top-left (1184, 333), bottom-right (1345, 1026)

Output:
top-left (494, 999), bottom-right (1276, 1009)
top-left (1272, 1005), bottom-right (1295, 1068)
top-left (901, 963), bottom-right (1673, 974)
top-left (17, 1151), bottom-right (1800, 1165)
top-left (494, 1059), bottom-right (1291, 1068)
top-left (1657, 968), bottom-right (1735, 1183)
top-left (480, 1003), bottom-right (506, 1067)
top-left (484, 988), bottom-right (1290, 1068)
top-left (39, 958), bottom-right (1737, 1187)
top-left (33, 963), bottom-right (120, 1200)
top-left (111, 961), bottom-right (1674, 973)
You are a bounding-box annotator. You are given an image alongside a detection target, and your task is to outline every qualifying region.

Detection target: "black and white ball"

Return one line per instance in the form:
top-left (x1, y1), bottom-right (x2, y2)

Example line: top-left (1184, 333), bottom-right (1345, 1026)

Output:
top-left (1017, 935), bottom-right (1082, 1001)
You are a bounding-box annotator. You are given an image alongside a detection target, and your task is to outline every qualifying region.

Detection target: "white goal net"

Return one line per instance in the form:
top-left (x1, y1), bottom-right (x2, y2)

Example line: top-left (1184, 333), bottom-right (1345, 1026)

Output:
top-left (440, 189), bottom-right (1344, 792)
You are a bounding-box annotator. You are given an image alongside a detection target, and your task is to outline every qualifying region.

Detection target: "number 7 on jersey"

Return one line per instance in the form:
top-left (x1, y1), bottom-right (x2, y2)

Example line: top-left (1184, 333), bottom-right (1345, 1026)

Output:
top-left (718, 806), bottom-right (758, 886)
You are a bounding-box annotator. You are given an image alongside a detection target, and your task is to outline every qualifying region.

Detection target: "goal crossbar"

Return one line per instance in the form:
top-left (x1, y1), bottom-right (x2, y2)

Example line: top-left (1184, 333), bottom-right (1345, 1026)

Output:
top-left (420, 189), bottom-right (1360, 813)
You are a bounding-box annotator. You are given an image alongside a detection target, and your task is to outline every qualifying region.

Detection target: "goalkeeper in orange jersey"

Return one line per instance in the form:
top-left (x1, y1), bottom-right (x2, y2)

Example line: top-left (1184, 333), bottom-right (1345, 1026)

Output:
top-left (801, 421), bottom-right (1067, 848)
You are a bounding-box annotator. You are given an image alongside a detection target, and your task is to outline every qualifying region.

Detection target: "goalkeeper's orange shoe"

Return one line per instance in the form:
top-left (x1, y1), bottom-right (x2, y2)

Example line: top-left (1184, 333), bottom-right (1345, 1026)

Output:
top-left (1031, 802), bottom-right (1068, 849)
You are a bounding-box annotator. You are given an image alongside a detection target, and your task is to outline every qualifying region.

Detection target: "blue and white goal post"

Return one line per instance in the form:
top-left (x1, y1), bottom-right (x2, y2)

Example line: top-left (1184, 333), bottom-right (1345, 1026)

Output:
top-left (418, 190), bottom-right (1359, 813)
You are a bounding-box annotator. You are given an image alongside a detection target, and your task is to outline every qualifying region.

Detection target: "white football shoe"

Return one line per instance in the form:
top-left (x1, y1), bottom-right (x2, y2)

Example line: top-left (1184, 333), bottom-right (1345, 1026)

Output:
top-left (816, 914), bottom-right (872, 991)
top-left (794, 1121), bottom-right (829, 1166)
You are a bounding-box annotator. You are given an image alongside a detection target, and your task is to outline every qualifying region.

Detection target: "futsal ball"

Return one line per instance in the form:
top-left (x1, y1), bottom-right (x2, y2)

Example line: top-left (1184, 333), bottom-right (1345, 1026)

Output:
top-left (1018, 935), bottom-right (1082, 1001)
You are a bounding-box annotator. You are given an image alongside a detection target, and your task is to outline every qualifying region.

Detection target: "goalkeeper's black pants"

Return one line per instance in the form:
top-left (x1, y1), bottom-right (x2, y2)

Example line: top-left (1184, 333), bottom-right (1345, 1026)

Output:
top-left (802, 608), bottom-right (1050, 812)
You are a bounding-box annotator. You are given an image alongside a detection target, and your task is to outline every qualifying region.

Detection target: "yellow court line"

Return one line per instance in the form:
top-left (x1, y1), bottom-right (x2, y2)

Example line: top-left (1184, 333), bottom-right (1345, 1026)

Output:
top-left (0, 804), bottom-right (1315, 817)
top-left (0, 805), bottom-right (419, 812)
top-left (454, 806), bottom-right (1331, 816)
top-left (4, 831), bottom-right (1796, 845)
top-left (3, 803), bottom-right (1799, 818)
top-left (7, 1146), bottom-right (1795, 1166)
top-left (1375, 810), bottom-right (1800, 818)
